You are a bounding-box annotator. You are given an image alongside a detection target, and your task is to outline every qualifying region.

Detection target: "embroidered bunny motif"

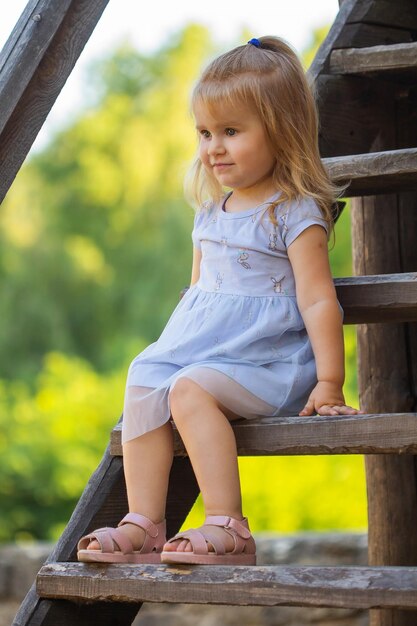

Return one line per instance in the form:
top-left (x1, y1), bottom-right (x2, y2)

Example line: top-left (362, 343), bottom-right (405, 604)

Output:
top-left (215, 272), bottom-right (224, 291)
top-left (268, 231), bottom-right (279, 251)
top-left (279, 213), bottom-right (289, 233)
top-left (271, 276), bottom-right (285, 293)
top-left (237, 249), bottom-right (251, 269)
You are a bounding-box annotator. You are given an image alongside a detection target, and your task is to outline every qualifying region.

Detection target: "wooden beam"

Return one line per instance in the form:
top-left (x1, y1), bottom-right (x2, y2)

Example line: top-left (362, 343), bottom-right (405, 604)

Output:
top-left (111, 412), bottom-right (417, 458)
top-left (351, 75), bottom-right (417, 626)
top-left (334, 272), bottom-right (417, 324)
top-left (37, 562), bottom-right (417, 609)
top-left (333, 23), bottom-right (413, 49)
top-left (0, 0), bottom-right (111, 203)
top-left (324, 148), bottom-right (417, 196)
top-left (330, 42), bottom-right (417, 77)
top-left (348, 0), bottom-right (417, 30)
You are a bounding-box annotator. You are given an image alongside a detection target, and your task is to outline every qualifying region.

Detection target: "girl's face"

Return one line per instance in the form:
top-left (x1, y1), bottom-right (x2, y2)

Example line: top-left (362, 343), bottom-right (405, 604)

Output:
top-left (194, 100), bottom-right (276, 200)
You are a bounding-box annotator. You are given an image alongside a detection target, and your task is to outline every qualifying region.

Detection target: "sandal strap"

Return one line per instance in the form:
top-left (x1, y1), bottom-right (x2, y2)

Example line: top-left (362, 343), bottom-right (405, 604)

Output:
top-left (199, 530), bottom-right (226, 555)
top-left (119, 512), bottom-right (166, 553)
top-left (119, 513), bottom-right (160, 537)
top-left (77, 526), bottom-right (134, 555)
top-left (107, 527), bottom-right (135, 554)
top-left (204, 515), bottom-right (252, 539)
top-left (204, 516), bottom-right (254, 556)
top-left (165, 517), bottom-right (252, 556)
top-left (167, 528), bottom-right (209, 555)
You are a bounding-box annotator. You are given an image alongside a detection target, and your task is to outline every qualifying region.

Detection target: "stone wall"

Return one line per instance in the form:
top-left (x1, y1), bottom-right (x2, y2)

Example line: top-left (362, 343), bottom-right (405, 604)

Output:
top-left (0, 532), bottom-right (368, 626)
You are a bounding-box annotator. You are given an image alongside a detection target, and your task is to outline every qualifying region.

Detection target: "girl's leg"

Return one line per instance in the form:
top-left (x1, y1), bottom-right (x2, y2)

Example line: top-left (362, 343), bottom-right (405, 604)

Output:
top-left (120, 422), bottom-right (174, 547)
top-left (164, 377), bottom-right (243, 553)
top-left (87, 387), bottom-right (174, 551)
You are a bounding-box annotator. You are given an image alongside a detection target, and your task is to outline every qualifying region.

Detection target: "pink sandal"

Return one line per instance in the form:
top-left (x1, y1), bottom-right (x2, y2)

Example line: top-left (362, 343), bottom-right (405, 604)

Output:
top-left (77, 512), bottom-right (166, 564)
top-left (160, 515), bottom-right (256, 565)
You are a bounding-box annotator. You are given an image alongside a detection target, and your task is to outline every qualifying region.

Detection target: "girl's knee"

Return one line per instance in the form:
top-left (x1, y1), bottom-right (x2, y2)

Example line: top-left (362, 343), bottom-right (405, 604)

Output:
top-left (169, 377), bottom-right (210, 417)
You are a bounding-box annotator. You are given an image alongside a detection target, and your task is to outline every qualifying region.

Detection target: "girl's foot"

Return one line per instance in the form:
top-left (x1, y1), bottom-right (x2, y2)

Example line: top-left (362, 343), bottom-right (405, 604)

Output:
top-left (86, 522), bottom-right (146, 552)
top-left (161, 515), bottom-right (256, 565)
top-left (77, 513), bottom-right (167, 564)
top-left (163, 523), bottom-right (236, 553)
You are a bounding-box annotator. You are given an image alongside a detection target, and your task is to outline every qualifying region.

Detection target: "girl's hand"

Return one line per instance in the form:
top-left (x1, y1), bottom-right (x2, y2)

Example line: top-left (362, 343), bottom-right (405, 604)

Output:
top-left (299, 381), bottom-right (365, 416)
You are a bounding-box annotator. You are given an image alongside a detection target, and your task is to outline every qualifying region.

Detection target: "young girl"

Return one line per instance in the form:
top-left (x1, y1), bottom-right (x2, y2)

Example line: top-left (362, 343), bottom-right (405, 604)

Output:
top-left (77, 35), bottom-right (363, 567)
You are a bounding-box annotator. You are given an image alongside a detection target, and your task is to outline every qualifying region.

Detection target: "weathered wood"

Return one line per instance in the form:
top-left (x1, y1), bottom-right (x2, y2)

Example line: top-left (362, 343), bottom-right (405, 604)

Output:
top-left (323, 148), bottom-right (417, 196)
top-left (111, 413), bottom-right (417, 458)
top-left (348, 0), bottom-right (417, 30)
top-left (37, 562), bottom-right (417, 610)
top-left (0, 0), bottom-right (111, 203)
top-left (330, 42), bottom-right (417, 79)
top-left (308, 0), bottom-right (361, 77)
top-left (0, 0), bottom-right (72, 136)
top-left (13, 441), bottom-right (199, 625)
top-left (316, 75), bottom-right (397, 158)
top-left (334, 23), bottom-right (413, 49)
top-left (334, 272), bottom-right (417, 324)
top-left (351, 88), bottom-right (417, 625)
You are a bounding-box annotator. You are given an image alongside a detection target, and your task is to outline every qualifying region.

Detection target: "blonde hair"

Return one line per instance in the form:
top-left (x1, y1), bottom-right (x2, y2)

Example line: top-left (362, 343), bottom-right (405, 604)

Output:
top-left (185, 36), bottom-right (347, 238)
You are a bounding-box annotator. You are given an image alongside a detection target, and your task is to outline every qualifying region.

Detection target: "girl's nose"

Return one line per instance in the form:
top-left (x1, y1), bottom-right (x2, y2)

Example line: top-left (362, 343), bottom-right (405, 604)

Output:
top-left (208, 136), bottom-right (226, 156)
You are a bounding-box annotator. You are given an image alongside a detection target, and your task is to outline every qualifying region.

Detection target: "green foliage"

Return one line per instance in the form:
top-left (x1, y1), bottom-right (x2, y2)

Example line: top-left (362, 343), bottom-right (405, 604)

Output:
top-left (0, 25), bottom-right (367, 542)
top-left (0, 24), bottom-right (212, 381)
top-left (0, 352), bottom-right (131, 541)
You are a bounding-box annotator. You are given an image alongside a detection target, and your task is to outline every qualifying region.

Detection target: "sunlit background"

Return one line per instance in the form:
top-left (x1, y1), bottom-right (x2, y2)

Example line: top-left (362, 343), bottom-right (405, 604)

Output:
top-left (0, 0), bottom-right (366, 544)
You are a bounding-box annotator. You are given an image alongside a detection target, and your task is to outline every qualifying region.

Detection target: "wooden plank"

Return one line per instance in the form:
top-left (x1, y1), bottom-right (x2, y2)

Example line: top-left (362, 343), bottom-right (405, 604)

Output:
top-left (324, 148), bottom-right (417, 196)
top-left (0, 0), bottom-right (72, 136)
top-left (330, 42), bottom-right (417, 78)
top-left (334, 272), bottom-right (417, 324)
top-left (334, 23), bottom-right (413, 49)
top-left (0, 0), bottom-right (111, 203)
top-left (111, 412), bottom-right (417, 458)
top-left (348, 0), bottom-right (417, 30)
top-left (37, 562), bottom-right (417, 609)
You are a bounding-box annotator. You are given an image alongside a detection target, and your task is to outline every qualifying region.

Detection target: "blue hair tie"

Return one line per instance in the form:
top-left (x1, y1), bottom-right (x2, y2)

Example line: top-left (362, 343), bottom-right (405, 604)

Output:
top-left (248, 38), bottom-right (261, 48)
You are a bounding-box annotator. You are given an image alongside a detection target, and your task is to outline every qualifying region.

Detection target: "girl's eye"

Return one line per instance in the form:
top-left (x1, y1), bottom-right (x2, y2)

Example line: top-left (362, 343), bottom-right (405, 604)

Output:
top-left (225, 128), bottom-right (236, 136)
top-left (199, 130), bottom-right (211, 139)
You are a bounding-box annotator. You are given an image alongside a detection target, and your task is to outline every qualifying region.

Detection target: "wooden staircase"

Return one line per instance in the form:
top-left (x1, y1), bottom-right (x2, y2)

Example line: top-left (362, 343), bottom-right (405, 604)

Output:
top-left (2, 0), bottom-right (416, 624)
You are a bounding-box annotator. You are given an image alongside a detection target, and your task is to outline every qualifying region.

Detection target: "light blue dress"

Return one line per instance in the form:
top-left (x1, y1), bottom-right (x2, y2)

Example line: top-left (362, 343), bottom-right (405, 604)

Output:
top-left (122, 192), bottom-right (337, 443)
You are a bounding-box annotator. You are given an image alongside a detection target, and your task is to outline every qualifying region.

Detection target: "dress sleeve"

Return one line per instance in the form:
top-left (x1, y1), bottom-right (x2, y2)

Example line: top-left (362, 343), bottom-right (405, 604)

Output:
top-left (280, 197), bottom-right (329, 249)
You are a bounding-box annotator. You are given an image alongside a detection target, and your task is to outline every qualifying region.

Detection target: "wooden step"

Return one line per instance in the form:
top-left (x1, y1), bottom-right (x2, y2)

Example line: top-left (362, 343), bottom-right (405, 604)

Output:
top-left (330, 42), bottom-right (417, 79)
top-left (334, 272), bottom-right (417, 324)
top-left (37, 562), bottom-right (417, 609)
top-left (324, 148), bottom-right (417, 196)
top-left (111, 412), bottom-right (417, 457)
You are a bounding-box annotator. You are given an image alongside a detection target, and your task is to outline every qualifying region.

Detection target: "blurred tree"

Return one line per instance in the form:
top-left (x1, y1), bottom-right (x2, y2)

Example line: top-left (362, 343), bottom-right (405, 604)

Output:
top-left (0, 25), bottom-right (213, 381)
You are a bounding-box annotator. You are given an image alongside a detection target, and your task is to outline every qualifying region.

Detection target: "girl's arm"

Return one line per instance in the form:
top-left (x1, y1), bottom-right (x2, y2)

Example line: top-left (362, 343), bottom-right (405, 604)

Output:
top-left (287, 225), bottom-right (363, 416)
